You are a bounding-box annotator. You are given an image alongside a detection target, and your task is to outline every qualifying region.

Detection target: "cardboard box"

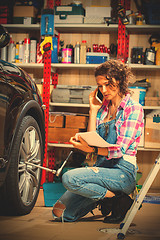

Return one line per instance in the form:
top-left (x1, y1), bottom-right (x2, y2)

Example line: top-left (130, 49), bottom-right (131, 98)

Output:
top-left (13, 6), bottom-right (37, 17)
top-left (85, 6), bottom-right (111, 17)
top-left (49, 113), bottom-right (64, 128)
top-left (65, 115), bottom-right (88, 129)
top-left (145, 97), bottom-right (160, 106)
top-left (48, 127), bottom-right (79, 143)
top-left (144, 117), bottom-right (160, 148)
top-left (84, 16), bottom-right (104, 24)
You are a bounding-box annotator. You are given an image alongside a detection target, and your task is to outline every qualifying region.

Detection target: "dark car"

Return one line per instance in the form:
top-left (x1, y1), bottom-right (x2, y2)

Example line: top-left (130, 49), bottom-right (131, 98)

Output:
top-left (0, 25), bottom-right (45, 215)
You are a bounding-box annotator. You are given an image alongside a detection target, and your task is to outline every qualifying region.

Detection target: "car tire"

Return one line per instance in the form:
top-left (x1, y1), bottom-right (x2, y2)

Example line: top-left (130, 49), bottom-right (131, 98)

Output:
top-left (0, 115), bottom-right (44, 215)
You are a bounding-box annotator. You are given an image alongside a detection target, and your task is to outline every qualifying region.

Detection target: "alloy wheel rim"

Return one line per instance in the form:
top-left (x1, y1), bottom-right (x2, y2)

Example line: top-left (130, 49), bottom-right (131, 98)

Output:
top-left (18, 126), bottom-right (41, 206)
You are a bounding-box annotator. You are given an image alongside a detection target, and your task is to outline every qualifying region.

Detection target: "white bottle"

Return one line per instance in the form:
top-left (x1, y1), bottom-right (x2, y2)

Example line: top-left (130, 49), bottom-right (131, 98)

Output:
top-left (24, 38), bottom-right (30, 63)
top-left (74, 41), bottom-right (80, 64)
top-left (30, 40), bottom-right (37, 63)
top-left (8, 39), bottom-right (16, 63)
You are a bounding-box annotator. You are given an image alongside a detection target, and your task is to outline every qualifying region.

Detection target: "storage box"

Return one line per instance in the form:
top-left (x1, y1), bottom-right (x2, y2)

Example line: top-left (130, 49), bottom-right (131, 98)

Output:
top-left (43, 182), bottom-right (66, 207)
top-left (13, 17), bottom-right (35, 24)
top-left (48, 127), bottom-right (79, 143)
top-left (54, 15), bottom-right (84, 24)
top-left (86, 52), bottom-right (109, 64)
top-left (84, 16), bottom-right (104, 24)
top-left (65, 115), bottom-right (88, 129)
top-left (144, 117), bottom-right (160, 149)
top-left (13, 6), bottom-right (37, 18)
top-left (129, 86), bottom-right (146, 106)
top-left (54, 5), bottom-right (85, 23)
top-left (49, 113), bottom-right (64, 128)
top-left (85, 6), bottom-right (111, 17)
top-left (51, 85), bottom-right (96, 104)
top-left (145, 97), bottom-right (160, 106)
top-left (54, 5), bottom-right (85, 16)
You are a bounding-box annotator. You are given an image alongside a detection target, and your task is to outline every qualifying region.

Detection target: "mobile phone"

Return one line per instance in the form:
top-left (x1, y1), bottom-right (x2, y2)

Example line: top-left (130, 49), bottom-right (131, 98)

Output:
top-left (96, 89), bottom-right (103, 103)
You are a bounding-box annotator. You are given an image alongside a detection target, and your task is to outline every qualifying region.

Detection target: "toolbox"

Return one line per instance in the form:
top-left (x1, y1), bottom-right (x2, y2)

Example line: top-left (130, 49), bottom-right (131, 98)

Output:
top-left (54, 5), bottom-right (85, 24)
top-left (86, 52), bottom-right (109, 64)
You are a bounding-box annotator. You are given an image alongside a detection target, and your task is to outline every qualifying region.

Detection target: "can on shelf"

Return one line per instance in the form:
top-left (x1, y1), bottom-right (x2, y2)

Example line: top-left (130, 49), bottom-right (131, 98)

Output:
top-left (62, 48), bottom-right (72, 63)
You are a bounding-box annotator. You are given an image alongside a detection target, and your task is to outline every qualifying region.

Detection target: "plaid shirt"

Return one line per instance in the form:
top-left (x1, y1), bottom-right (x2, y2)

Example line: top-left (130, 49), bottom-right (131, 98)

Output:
top-left (96, 94), bottom-right (144, 160)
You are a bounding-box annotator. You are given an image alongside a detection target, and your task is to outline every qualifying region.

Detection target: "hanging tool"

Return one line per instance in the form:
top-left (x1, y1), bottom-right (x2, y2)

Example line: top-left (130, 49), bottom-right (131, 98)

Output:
top-left (27, 151), bottom-right (73, 177)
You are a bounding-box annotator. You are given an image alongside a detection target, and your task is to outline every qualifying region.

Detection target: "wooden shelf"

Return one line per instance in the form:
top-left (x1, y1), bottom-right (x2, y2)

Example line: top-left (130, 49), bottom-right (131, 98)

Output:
top-left (137, 147), bottom-right (160, 152)
top-left (15, 63), bottom-right (44, 68)
top-left (48, 143), bottom-right (74, 148)
top-left (50, 102), bottom-right (160, 110)
top-left (3, 23), bottom-right (160, 34)
top-left (49, 102), bottom-right (90, 108)
top-left (14, 62), bottom-right (160, 70)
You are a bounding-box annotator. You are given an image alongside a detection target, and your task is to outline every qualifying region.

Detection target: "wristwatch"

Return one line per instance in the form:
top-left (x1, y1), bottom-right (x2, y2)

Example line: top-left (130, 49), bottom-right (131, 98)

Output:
top-left (92, 146), bottom-right (98, 155)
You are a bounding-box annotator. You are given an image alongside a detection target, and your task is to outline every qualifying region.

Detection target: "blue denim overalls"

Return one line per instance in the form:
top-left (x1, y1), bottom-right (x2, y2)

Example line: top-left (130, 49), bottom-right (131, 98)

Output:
top-left (53, 109), bottom-right (136, 222)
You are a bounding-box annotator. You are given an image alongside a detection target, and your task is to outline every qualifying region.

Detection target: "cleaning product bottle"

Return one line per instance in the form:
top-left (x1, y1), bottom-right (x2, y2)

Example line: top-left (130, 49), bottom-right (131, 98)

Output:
top-left (19, 40), bottom-right (24, 63)
top-left (8, 37), bottom-right (16, 63)
top-left (80, 40), bottom-right (87, 64)
top-left (144, 47), bottom-right (156, 65)
top-left (74, 41), bottom-right (80, 64)
top-left (15, 42), bottom-right (19, 63)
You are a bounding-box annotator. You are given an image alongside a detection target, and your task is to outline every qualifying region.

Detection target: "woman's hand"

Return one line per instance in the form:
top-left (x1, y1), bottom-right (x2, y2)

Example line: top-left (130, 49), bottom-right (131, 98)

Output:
top-left (89, 88), bottom-right (102, 112)
top-left (70, 135), bottom-right (93, 153)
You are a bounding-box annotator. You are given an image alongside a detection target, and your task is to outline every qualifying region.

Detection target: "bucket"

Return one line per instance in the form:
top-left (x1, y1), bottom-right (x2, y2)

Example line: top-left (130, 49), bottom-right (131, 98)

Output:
top-left (129, 86), bottom-right (146, 106)
top-left (62, 48), bottom-right (72, 63)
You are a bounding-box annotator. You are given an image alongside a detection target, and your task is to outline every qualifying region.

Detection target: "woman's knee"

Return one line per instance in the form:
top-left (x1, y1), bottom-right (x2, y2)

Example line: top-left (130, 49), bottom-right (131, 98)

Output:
top-left (62, 169), bottom-right (80, 190)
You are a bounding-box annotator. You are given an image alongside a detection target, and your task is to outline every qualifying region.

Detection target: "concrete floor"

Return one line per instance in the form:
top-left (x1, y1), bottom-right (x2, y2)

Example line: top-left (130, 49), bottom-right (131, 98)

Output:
top-left (0, 189), bottom-right (160, 240)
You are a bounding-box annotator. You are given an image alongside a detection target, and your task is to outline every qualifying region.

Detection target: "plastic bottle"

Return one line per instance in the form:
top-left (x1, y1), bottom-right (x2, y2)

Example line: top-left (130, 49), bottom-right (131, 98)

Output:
top-left (15, 42), bottom-right (19, 63)
top-left (30, 39), bottom-right (37, 63)
top-left (24, 38), bottom-right (30, 63)
top-left (8, 38), bottom-right (16, 63)
top-left (145, 47), bottom-right (156, 65)
top-left (19, 41), bottom-right (24, 63)
top-left (80, 40), bottom-right (87, 64)
top-left (74, 41), bottom-right (80, 64)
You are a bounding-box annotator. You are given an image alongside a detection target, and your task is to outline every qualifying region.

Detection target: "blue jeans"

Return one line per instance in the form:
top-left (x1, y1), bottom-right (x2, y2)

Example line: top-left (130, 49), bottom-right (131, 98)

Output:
top-left (53, 110), bottom-right (136, 222)
top-left (53, 158), bottom-right (136, 222)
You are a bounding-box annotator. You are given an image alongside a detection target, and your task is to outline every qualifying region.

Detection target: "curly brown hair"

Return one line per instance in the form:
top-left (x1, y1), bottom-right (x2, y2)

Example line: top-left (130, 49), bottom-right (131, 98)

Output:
top-left (95, 59), bottom-right (135, 95)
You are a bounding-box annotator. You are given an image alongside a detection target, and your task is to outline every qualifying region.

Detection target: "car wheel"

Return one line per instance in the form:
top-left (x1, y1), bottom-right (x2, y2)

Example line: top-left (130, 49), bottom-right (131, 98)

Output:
top-left (0, 115), bottom-right (44, 215)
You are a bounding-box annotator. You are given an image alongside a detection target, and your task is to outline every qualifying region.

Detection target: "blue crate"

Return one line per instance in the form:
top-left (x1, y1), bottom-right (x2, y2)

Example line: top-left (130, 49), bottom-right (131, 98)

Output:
top-left (43, 182), bottom-right (66, 207)
top-left (86, 52), bottom-right (109, 64)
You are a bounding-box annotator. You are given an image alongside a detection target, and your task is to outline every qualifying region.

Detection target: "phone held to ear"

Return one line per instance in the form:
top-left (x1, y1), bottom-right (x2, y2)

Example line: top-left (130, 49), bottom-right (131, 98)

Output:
top-left (96, 89), bottom-right (103, 103)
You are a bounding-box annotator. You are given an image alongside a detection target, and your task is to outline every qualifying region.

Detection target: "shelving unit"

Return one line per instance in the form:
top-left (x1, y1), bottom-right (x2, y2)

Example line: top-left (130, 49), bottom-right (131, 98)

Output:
top-left (3, 11), bottom-right (160, 190)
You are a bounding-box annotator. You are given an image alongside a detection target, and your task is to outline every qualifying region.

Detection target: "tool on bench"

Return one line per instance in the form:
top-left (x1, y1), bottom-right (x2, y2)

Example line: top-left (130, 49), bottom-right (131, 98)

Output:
top-left (27, 151), bottom-right (73, 177)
